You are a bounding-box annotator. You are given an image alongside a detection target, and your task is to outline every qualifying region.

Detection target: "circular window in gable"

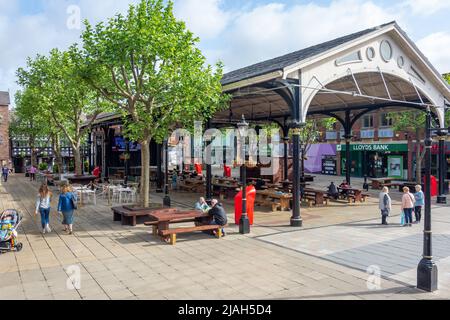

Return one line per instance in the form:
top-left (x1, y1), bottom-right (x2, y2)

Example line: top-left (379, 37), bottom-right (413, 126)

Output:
top-left (397, 56), bottom-right (405, 68)
top-left (380, 40), bottom-right (393, 62)
top-left (366, 47), bottom-right (376, 61)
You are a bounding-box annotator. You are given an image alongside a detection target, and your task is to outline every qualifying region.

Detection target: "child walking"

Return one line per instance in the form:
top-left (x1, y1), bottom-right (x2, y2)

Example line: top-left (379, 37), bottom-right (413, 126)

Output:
top-left (35, 184), bottom-right (52, 234)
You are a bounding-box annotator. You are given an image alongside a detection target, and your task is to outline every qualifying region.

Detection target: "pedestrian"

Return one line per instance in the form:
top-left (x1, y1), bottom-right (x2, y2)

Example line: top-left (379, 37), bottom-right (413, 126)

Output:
top-left (57, 184), bottom-right (77, 235)
top-left (35, 184), bottom-right (52, 234)
top-left (401, 187), bottom-right (416, 227)
top-left (195, 197), bottom-right (210, 213)
top-left (379, 187), bottom-right (392, 225)
top-left (2, 165), bottom-right (9, 182)
top-left (29, 165), bottom-right (37, 181)
top-left (327, 182), bottom-right (339, 200)
top-left (208, 199), bottom-right (228, 237)
top-left (414, 185), bottom-right (425, 224)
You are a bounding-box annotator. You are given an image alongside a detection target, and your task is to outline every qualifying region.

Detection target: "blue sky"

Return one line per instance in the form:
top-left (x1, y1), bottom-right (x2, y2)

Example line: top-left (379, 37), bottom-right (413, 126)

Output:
top-left (1, 0), bottom-right (450, 104)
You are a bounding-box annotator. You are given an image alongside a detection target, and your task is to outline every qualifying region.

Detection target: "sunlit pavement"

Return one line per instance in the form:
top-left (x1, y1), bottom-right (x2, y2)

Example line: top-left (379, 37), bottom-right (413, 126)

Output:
top-left (1, 174), bottom-right (449, 300)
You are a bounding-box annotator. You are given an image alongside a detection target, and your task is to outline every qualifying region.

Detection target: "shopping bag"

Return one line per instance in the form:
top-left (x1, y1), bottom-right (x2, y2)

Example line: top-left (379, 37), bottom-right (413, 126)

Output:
top-left (400, 211), bottom-right (405, 226)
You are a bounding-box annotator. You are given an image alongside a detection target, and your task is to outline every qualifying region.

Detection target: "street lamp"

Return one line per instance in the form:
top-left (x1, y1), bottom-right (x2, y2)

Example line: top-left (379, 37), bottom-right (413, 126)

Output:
top-left (417, 107), bottom-right (438, 292)
top-left (237, 115), bottom-right (250, 235)
top-left (163, 139), bottom-right (171, 207)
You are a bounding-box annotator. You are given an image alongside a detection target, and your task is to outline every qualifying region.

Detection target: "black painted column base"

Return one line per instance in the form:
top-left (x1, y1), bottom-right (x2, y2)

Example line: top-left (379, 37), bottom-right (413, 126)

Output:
top-left (437, 196), bottom-right (447, 204)
top-left (290, 217), bottom-right (303, 227)
top-left (163, 195), bottom-right (171, 207)
top-left (417, 258), bottom-right (438, 292)
top-left (239, 216), bottom-right (250, 234)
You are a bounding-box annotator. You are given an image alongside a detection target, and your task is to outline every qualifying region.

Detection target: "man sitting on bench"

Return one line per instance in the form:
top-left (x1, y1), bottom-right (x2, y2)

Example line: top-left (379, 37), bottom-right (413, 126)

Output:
top-left (327, 182), bottom-right (339, 200)
top-left (208, 199), bottom-right (228, 237)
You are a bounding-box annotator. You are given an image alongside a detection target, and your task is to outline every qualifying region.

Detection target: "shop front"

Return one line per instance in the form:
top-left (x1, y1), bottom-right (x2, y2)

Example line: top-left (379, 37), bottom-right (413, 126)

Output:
top-left (337, 143), bottom-right (409, 179)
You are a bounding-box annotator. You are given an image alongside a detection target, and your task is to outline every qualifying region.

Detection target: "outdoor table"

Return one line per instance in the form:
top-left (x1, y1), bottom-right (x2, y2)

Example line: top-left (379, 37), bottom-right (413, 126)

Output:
top-left (338, 187), bottom-right (363, 203)
top-left (68, 175), bottom-right (97, 186)
top-left (256, 190), bottom-right (292, 211)
top-left (72, 186), bottom-right (92, 207)
top-left (303, 188), bottom-right (327, 206)
top-left (370, 178), bottom-right (394, 190)
top-left (148, 210), bottom-right (211, 238)
top-left (212, 183), bottom-right (241, 200)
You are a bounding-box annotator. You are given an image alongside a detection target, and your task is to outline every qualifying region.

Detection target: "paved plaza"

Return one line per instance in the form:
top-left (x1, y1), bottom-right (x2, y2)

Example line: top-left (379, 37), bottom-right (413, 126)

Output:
top-left (1, 174), bottom-right (449, 300)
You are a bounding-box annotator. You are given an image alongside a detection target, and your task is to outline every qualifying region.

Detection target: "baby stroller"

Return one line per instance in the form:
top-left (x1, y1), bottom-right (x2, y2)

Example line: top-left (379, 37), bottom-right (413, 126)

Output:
top-left (0, 209), bottom-right (23, 254)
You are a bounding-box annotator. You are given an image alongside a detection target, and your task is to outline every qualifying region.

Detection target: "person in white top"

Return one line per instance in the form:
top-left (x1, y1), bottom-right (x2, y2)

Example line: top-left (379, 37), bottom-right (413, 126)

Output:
top-left (35, 184), bottom-right (53, 234)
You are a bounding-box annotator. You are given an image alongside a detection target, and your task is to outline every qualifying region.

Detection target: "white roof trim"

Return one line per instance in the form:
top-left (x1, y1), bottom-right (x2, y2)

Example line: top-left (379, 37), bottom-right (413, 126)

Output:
top-left (222, 70), bottom-right (283, 92)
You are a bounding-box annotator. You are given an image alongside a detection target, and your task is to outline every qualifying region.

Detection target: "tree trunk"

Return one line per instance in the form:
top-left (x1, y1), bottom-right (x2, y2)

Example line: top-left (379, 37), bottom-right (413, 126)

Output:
top-left (30, 136), bottom-right (37, 167)
top-left (73, 146), bottom-right (83, 176)
top-left (52, 135), bottom-right (63, 175)
top-left (140, 138), bottom-right (151, 208)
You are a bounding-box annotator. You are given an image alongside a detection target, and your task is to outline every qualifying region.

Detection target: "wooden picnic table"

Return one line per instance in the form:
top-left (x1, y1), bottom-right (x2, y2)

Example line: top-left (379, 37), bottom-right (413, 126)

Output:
top-left (179, 178), bottom-right (205, 193)
top-left (370, 178), bottom-right (395, 190)
top-left (256, 190), bottom-right (292, 211)
top-left (338, 187), bottom-right (363, 203)
top-left (111, 205), bottom-right (170, 226)
top-left (147, 210), bottom-right (223, 245)
top-left (303, 188), bottom-right (327, 206)
top-left (68, 175), bottom-right (98, 186)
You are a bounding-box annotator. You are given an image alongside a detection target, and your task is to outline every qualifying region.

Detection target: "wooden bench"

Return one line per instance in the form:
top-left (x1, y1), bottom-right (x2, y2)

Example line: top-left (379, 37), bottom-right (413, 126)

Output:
top-left (112, 207), bottom-right (177, 226)
top-left (255, 199), bottom-right (282, 211)
top-left (145, 217), bottom-right (199, 236)
top-left (362, 193), bottom-right (370, 202)
top-left (160, 225), bottom-right (225, 245)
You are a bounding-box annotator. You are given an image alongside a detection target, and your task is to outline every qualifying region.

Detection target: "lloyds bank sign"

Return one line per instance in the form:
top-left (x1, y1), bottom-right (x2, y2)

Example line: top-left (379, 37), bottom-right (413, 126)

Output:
top-left (337, 143), bottom-right (408, 153)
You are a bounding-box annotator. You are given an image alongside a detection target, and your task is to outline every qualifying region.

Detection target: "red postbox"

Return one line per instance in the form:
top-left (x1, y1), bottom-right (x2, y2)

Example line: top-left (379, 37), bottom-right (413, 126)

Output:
top-left (195, 163), bottom-right (203, 175)
top-left (423, 175), bottom-right (438, 197)
top-left (234, 185), bottom-right (256, 225)
top-left (224, 165), bottom-right (232, 178)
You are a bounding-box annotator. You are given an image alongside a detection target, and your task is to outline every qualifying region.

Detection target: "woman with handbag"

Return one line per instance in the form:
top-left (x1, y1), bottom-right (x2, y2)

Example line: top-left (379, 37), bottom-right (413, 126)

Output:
top-left (58, 184), bottom-right (78, 235)
top-left (378, 187), bottom-right (392, 225)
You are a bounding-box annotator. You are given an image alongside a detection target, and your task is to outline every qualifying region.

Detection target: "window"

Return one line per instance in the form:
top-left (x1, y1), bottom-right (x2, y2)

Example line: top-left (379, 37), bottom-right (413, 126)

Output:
top-left (335, 51), bottom-right (363, 66)
top-left (380, 113), bottom-right (393, 127)
top-left (366, 47), bottom-right (376, 61)
top-left (362, 115), bottom-right (374, 128)
top-left (380, 40), bottom-right (393, 62)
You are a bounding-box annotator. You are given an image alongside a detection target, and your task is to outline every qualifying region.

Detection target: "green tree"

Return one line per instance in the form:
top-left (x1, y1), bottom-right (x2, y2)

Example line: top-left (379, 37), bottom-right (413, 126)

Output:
top-left (17, 48), bottom-right (108, 175)
top-left (10, 88), bottom-right (49, 167)
top-left (80, 0), bottom-right (225, 207)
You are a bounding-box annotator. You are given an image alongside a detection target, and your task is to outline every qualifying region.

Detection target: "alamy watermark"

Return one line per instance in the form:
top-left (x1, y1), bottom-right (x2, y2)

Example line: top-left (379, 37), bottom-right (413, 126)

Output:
top-left (66, 5), bottom-right (81, 30)
top-left (171, 121), bottom-right (282, 172)
top-left (66, 265), bottom-right (82, 290)
top-left (366, 265), bottom-right (382, 291)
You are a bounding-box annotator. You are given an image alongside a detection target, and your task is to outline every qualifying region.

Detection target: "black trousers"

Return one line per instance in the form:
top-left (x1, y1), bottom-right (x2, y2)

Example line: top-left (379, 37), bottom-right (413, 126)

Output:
top-left (415, 206), bottom-right (422, 222)
top-left (382, 215), bottom-right (388, 225)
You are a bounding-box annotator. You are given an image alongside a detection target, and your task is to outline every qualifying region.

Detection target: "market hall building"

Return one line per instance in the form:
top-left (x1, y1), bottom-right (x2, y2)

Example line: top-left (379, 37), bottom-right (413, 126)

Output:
top-left (214, 21), bottom-right (450, 226)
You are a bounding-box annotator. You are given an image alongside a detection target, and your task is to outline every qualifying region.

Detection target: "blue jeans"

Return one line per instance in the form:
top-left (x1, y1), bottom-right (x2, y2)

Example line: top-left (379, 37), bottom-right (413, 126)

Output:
top-left (39, 208), bottom-right (51, 229)
top-left (404, 208), bottom-right (413, 225)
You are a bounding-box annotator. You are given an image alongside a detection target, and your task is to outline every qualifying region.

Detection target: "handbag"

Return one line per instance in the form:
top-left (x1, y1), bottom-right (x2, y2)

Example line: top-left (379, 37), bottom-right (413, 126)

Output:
top-left (70, 194), bottom-right (78, 210)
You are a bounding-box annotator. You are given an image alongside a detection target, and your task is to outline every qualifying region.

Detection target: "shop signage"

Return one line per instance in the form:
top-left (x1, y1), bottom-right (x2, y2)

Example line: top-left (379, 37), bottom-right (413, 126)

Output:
top-left (337, 143), bottom-right (408, 153)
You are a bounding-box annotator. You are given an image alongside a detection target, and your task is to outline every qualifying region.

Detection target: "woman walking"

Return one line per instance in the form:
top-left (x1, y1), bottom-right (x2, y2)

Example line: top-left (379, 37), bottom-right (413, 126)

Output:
top-left (401, 187), bottom-right (416, 227)
top-left (35, 184), bottom-right (52, 234)
top-left (414, 185), bottom-right (425, 224)
top-left (379, 187), bottom-right (392, 225)
top-left (58, 185), bottom-right (77, 235)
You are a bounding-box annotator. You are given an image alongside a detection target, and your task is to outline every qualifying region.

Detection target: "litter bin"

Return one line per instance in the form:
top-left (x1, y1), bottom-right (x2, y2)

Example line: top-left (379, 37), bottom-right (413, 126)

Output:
top-left (224, 165), bottom-right (231, 178)
top-left (234, 185), bottom-right (256, 225)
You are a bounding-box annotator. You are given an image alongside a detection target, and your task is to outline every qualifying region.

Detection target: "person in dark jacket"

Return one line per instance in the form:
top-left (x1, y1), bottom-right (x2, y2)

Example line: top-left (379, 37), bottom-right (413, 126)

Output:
top-left (208, 199), bottom-right (228, 237)
top-left (2, 166), bottom-right (9, 183)
top-left (327, 182), bottom-right (339, 200)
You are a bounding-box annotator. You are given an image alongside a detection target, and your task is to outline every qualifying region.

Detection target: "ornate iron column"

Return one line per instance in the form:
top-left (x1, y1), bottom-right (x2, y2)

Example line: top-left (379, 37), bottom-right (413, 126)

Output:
top-left (238, 116), bottom-right (250, 234)
top-left (283, 126), bottom-right (290, 182)
top-left (205, 120), bottom-right (213, 204)
top-left (163, 139), bottom-right (171, 207)
top-left (344, 110), bottom-right (352, 185)
top-left (437, 130), bottom-right (448, 204)
top-left (156, 143), bottom-right (163, 193)
top-left (417, 108), bottom-right (438, 292)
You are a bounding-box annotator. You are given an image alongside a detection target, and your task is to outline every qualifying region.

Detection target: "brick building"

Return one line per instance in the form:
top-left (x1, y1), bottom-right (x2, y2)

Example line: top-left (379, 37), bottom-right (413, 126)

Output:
top-left (0, 91), bottom-right (11, 167)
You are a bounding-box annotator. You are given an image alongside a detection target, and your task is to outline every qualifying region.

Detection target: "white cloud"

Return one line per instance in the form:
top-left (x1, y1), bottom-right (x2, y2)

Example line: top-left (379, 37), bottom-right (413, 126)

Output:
top-left (403, 0), bottom-right (450, 16)
top-left (417, 32), bottom-right (450, 73)
top-left (174, 0), bottom-right (231, 40)
top-left (221, 0), bottom-right (400, 70)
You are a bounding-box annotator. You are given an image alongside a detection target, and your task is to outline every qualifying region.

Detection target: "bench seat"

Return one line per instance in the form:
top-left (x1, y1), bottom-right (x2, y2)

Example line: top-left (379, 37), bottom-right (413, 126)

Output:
top-left (160, 225), bottom-right (225, 245)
